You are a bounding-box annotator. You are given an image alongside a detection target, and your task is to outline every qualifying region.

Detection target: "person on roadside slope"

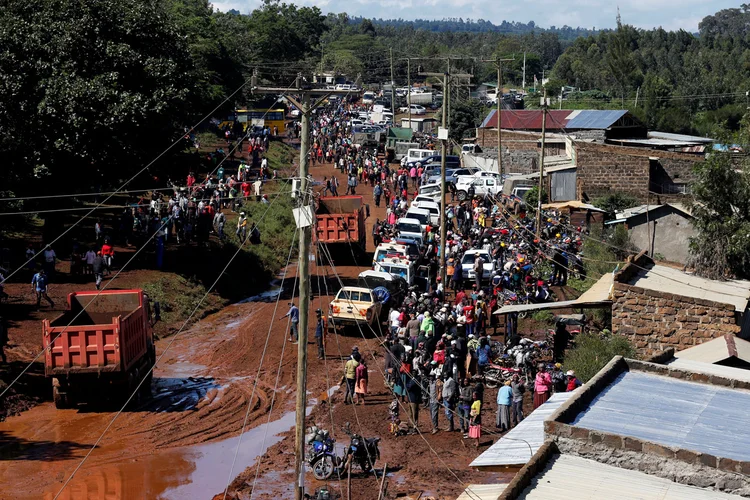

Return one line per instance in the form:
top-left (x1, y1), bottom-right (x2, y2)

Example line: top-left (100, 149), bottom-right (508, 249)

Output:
top-left (355, 357), bottom-right (368, 405)
top-left (314, 308), bottom-right (326, 360)
top-left (279, 301), bottom-right (299, 344)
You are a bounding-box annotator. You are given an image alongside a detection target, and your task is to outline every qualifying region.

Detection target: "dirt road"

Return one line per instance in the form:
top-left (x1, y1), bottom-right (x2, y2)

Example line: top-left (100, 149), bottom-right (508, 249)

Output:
top-left (0, 156), bottom-right (514, 500)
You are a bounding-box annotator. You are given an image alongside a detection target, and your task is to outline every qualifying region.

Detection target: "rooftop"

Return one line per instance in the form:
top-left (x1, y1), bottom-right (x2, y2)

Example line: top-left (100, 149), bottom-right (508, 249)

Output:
top-left (571, 370), bottom-right (750, 462)
top-left (479, 109), bottom-right (639, 131)
top-left (626, 264), bottom-right (750, 312)
top-left (470, 392), bottom-right (576, 469)
top-left (674, 333), bottom-right (750, 366)
top-left (517, 453), bottom-right (743, 499)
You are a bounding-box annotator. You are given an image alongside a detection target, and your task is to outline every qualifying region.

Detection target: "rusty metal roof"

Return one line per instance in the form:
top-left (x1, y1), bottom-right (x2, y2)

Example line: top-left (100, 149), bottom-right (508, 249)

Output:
top-left (480, 109), bottom-right (633, 131)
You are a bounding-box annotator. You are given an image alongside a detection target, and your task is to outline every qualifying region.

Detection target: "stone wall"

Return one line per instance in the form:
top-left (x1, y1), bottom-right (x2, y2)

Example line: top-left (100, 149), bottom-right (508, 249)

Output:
top-left (575, 142), bottom-right (650, 200)
top-left (574, 141), bottom-right (703, 202)
top-left (611, 282), bottom-right (740, 357)
top-left (476, 129), bottom-right (567, 175)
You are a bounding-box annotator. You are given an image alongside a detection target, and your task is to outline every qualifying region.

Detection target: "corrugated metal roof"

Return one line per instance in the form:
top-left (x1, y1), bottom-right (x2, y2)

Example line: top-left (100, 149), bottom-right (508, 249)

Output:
top-left (494, 273), bottom-right (613, 315)
top-left (648, 131), bottom-right (715, 144)
top-left (666, 358), bottom-right (750, 384)
top-left (519, 454), bottom-right (743, 499)
top-left (456, 483), bottom-right (510, 500)
top-left (627, 264), bottom-right (750, 312)
top-left (674, 334), bottom-right (750, 365)
top-left (565, 110), bottom-right (628, 130)
top-left (480, 109), bottom-right (633, 131)
top-left (542, 201), bottom-right (606, 213)
top-left (470, 392), bottom-right (576, 468)
top-left (571, 371), bottom-right (750, 462)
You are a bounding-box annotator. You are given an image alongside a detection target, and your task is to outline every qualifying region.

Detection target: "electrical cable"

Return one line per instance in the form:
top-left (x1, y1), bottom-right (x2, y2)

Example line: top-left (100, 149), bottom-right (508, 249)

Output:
top-left (53, 181), bottom-right (290, 499)
top-left (226, 226), bottom-right (300, 500)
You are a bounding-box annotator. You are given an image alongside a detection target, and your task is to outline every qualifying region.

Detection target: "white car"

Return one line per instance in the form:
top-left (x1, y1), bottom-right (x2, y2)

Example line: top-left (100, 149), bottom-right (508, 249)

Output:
top-left (396, 217), bottom-right (424, 243)
top-left (461, 249), bottom-right (495, 284)
top-left (409, 104), bottom-right (426, 115)
top-left (454, 176), bottom-right (502, 201)
top-left (362, 92), bottom-right (375, 105)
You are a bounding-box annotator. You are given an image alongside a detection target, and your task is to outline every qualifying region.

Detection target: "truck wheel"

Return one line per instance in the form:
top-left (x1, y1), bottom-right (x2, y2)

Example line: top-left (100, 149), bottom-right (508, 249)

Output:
top-left (457, 191), bottom-right (467, 201)
top-left (141, 371), bottom-right (154, 397)
top-left (53, 386), bottom-right (71, 409)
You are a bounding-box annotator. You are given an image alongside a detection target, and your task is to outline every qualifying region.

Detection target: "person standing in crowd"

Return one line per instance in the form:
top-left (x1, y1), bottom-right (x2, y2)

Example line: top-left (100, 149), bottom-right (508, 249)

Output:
top-left (355, 357), bottom-right (368, 405)
top-left (343, 353), bottom-right (359, 405)
top-left (236, 212), bottom-right (248, 241)
top-left (406, 374), bottom-right (422, 434)
top-left (442, 372), bottom-right (457, 432)
top-left (496, 380), bottom-right (512, 431)
top-left (458, 377), bottom-right (473, 435)
top-left (566, 370), bottom-right (582, 391)
top-left (280, 301), bottom-right (299, 343)
top-left (534, 363), bottom-right (552, 409)
top-left (42, 245), bottom-right (57, 278)
top-left (551, 363), bottom-right (567, 393)
top-left (468, 392), bottom-right (482, 448)
top-left (31, 269), bottom-right (54, 309)
top-left (373, 182), bottom-right (382, 207)
top-left (101, 240), bottom-right (114, 273)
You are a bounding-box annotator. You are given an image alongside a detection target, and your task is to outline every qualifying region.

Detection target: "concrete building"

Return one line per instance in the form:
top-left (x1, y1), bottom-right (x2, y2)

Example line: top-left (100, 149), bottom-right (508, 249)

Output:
top-left (606, 203), bottom-right (696, 264)
top-left (611, 252), bottom-right (750, 357)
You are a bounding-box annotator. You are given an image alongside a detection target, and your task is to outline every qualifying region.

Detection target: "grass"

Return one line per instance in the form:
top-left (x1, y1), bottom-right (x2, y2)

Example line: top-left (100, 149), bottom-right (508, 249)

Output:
top-left (531, 310), bottom-right (555, 324)
top-left (564, 332), bottom-right (636, 382)
top-left (143, 274), bottom-right (227, 337)
top-left (266, 141), bottom-right (297, 172)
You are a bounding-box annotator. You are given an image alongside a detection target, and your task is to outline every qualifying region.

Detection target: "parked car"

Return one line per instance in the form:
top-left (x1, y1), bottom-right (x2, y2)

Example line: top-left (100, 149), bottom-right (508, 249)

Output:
top-left (427, 167), bottom-right (479, 186)
top-left (403, 148), bottom-right (433, 167)
top-left (395, 217), bottom-right (424, 243)
top-left (454, 175), bottom-right (502, 201)
top-left (461, 249), bottom-right (495, 285)
top-left (411, 200), bottom-right (440, 225)
top-left (399, 104), bottom-right (426, 115)
top-left (328, 286), bottom-right (382, 331)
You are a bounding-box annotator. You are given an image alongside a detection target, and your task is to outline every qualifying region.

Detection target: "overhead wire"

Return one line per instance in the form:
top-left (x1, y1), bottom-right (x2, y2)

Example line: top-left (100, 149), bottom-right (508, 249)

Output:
top-left (53, 179), bottom-right (291, 499)
top-left (227, 225), bottom-right (300, 500)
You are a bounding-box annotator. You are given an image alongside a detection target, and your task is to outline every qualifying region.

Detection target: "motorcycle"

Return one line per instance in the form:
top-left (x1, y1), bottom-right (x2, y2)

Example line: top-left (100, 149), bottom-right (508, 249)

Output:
top-left (483, 363), bottom-right (521, 389)
top-left (306, 427), bottom-right (340, 481)
top-left (341, 422), bottom-right (380, 474)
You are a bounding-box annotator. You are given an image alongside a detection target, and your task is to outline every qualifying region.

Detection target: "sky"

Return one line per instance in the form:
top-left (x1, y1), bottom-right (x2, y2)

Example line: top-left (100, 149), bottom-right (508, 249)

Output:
top-left (210, 0), bottom-right (741, 32)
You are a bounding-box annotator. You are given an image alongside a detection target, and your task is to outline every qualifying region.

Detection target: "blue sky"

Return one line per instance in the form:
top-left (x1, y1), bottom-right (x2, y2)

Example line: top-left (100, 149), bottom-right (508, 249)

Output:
top-left (211, 0), bottom-right (740, 32)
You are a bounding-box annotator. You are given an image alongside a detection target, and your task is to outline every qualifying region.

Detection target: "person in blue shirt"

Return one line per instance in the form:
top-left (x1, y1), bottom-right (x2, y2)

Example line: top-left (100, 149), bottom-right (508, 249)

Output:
top-left (31, 269), bottom-right (54, 309)
top-left (280, 302), bottom-right (299, 343)
top-left (314, 309), bottom-right (325, 360)
top-left (496, 380), bottom-right (513, 431)
top-left (476, 337), bottom-right (491, 375)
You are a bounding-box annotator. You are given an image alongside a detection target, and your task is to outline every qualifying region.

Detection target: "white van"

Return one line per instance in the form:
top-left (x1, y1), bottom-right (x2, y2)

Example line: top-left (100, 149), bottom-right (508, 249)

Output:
top-left (404, 149), bottom-right (433, 167)
top-left (412, 200), bottom-right (440, 225)
top-left (373, 243), bottom-right (408, 269)
top-left (396, 217), bottom-right (424, 242)
top-left (416, 182), bottom-right (442, 201)
top-left (375, 257), bottom-right (415, 285)
top-left (362, 92), bottom-right (375, 105)
top-left (405, 207), bottom-right (431, 230)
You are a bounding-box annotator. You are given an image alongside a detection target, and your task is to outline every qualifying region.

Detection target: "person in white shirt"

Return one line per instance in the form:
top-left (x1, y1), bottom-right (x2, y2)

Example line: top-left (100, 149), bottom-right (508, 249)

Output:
top-left (389, 308), bottom-right (401, 336)
top-left (42, 246), bottom-right (57, 277)
top-left (253, 178), bottom-right (262, 202)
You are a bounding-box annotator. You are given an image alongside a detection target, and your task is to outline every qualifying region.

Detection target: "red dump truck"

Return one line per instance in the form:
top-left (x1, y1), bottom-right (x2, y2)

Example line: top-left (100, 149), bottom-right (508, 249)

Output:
top-left (315, 196), bottom-right (367, 251)
top-left (43, 289), bottom-right (155, 408)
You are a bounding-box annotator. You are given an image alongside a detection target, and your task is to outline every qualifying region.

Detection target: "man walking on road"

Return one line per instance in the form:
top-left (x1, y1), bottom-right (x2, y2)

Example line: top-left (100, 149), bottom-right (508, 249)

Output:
top-left (92, 251), bottom-right (105, 290)
top-left (373, 182), bottom-right (382, 208)
top-left (280, 301), bottom-right (299, 343)
top-left (31, 269), bottom-right (54, 309)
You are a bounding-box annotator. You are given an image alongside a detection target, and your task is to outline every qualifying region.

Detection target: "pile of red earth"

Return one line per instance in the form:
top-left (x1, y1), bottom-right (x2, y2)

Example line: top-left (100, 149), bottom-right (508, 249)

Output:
top-left (0, 385), bottom-right (40, 422)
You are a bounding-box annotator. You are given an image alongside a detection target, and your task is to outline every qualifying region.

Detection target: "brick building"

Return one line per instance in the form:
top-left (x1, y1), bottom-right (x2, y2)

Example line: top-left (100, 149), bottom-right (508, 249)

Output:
top-left (611, 252), bottom-right (750, 357)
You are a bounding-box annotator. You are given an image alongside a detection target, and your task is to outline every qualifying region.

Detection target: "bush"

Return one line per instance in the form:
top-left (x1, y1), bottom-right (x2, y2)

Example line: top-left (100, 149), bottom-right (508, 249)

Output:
top-left (531, 310), bottom-right (555, 324)
top-left (523, 186), bottom-right (548, 212)
top-left (564, 332), bottom-right (636, 382)
top-left (592, 192), bottom-right (639, 217)
top-left (143, 274), bottom-right (226, 336)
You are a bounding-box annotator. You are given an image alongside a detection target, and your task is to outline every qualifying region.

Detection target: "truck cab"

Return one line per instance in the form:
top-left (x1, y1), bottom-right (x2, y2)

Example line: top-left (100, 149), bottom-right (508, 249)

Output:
top-left (454, 176), bottom-right (502, 201)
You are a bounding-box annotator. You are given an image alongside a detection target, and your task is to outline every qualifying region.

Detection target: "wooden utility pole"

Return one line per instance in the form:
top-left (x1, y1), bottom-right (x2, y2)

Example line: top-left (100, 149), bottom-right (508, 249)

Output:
top-left (482, 58), bottom-right (514, 177)
top-left (419, 65), bottom-right (472, 286)
top-left (252, 74), bottom-right (352, 500)
top-left (390, 48), bottom-right (396, 120)
top-left (536, 87), bottom-right (548, 239)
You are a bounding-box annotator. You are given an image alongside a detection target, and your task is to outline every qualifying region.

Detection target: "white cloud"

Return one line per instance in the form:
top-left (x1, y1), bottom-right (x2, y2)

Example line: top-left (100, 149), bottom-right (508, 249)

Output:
top-left (210, 0), bottom-right (740, 32)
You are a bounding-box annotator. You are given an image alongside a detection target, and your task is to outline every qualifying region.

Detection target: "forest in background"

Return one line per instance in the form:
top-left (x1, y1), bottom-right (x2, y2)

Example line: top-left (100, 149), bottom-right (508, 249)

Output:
top-left (3, 0), bottom-right (750, 194)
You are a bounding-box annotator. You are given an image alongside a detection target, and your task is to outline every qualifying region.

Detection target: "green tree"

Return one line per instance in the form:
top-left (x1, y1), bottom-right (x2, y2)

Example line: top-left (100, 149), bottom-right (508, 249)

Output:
top-left (0, 0), bottom-right (196, 192)
top-left (689, 149), bottom-right (750, 279)
top-left (564, 332), bottom-right (636, 382)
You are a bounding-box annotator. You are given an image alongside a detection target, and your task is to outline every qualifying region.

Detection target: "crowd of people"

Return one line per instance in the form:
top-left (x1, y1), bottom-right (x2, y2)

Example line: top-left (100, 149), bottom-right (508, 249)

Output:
top-left (303, 98), bottom-right (591, 446)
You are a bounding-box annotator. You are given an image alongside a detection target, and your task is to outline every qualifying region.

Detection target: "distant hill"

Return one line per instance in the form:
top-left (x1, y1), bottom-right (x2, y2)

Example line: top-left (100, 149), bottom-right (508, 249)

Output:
top-left (350, 16), bottom-right (602, 39)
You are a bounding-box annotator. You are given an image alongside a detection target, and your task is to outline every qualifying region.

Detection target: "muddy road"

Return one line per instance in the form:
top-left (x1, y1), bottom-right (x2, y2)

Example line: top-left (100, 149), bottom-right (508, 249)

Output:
top-left (0, 157), bottom-right (515, 500)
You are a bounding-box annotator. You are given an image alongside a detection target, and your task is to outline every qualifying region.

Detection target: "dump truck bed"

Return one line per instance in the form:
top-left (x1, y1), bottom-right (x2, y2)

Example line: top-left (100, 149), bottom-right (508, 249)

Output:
top-left (43, 290), bottom-right (151, 376)
top-left (316, 196), bottom-right (366, 245)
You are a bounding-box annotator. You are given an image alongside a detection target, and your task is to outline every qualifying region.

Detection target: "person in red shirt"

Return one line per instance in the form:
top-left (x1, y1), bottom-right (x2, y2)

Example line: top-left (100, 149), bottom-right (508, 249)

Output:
top-left (101, 243), bottom-right (115, 273)
top-left (455, 290), bottom-right (466, 306)
top-left (241, 181), bottom-right (251, 201)
top-left (187, 173), bottom-right (195, 187)
top-left (463, 299), bottom-right (476, 337)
